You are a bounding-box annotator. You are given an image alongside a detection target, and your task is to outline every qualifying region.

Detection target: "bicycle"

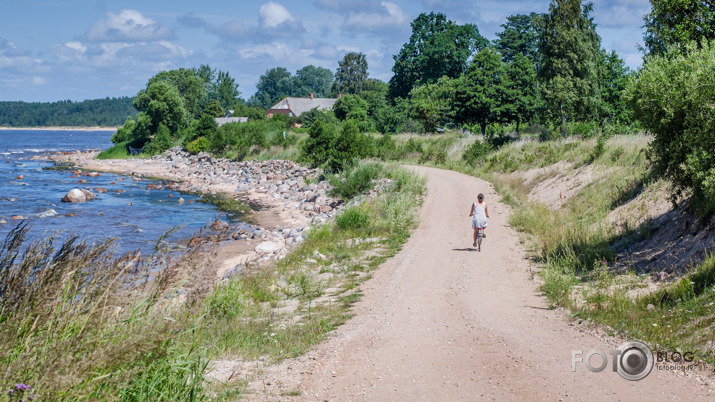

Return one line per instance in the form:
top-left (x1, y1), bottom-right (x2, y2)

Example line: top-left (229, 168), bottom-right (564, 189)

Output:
top-left (474, 227), bottom-right (484, 252)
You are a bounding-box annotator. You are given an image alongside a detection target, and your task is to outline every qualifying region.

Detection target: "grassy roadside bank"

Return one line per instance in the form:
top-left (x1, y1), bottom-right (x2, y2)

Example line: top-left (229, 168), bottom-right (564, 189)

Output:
top-left (199, 129), bottom-right (713, 369)
top-left (402, 132), bottom-right (715, 368)
top-left (0, 162), bottom-right (425, 400)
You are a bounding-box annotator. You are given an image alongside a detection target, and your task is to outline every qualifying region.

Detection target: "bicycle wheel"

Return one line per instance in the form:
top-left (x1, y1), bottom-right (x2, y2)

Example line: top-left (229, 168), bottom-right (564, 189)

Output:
top-left (477, 228), bottom-right (482, 252)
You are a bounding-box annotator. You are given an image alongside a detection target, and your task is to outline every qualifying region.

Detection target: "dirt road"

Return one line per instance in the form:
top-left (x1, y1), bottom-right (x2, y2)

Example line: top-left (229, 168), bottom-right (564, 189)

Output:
top-left (258, 166), bottom-right (713, 401)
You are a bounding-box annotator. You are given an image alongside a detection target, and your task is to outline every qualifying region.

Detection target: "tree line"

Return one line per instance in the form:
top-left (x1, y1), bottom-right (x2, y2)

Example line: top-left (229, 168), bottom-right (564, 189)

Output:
top-left (105, 0), bottom-right (713, 215)
top-left (107, 0), bottom-right (644, 157)
top-left (0, 97), bottom-right (136, 127)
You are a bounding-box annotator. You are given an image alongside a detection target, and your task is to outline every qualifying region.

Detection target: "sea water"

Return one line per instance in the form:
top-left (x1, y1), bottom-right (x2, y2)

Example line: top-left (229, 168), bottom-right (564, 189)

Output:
top-left (0, 129), bottom-right (229, 255)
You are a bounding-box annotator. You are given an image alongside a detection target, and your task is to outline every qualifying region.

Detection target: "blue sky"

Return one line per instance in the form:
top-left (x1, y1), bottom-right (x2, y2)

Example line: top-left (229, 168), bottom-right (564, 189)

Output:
top-left (0, 0), bottom-right (652, 102)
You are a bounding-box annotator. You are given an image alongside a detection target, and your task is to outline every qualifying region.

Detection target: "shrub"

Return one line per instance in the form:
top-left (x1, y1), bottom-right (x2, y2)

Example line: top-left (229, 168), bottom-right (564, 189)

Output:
top-left (146, 123), bottom-right (173, 155)
top-left (301, 118), bottom-right (337, 167)
top-left (402, 137), bottom-right (423, 153)
top-left (327, 120), bottom-right (374, 172)
top-left (333, 94), bottom-right (369, 121)
top-left (626, 40), bottom-right (715, 214)
top-left (112, 116), bottom-right (136, 144)
top-left (205, 280), bottom-right (247, 319)
top-left (270, 130), bottom-right (298, 148)
top-left (566, 121), bottom-right (600, 138)
top-left (329, 161), bottom-right (384, 200)
top-left (300, 107), bottom-right (336, 128)
top-left (462, 139), bottom-right (493, 165)
top-left (207, 124), bottom-right (226, 153)
top-left (374, 134), bottom-right (401, 160)
top-left (336, 205), bottom-right (371, 230)
top-left (589, 135), bottom-right (607, 162)
top-left (220, 120), bottom-right (269, 153)
top-left (186, 137), bottom-right (209, 154)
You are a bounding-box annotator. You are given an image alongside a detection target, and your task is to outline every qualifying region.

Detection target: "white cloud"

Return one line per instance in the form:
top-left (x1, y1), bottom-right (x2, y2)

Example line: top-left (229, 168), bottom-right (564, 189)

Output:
top-left (239, 42), bottom-right (296, 60)
top-left (32, 77), bottom-right (46, 86)
top-left (0, 39), bottom-right (40, 70)
top-left (249, 2), bottom-right (305, 40)
top-left (345, 2), bottom-right (408, 30)
top-left (84, 9), bottom-right (174, 42)
top-left (65, 41), bottom-right (86, 52)
top-left (259, 2), bottom-right (294, 28)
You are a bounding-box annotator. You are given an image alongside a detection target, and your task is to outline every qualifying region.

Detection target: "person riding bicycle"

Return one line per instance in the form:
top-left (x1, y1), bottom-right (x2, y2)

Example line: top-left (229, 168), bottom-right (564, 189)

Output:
top-left (469, 193), bottom-right (489, 247)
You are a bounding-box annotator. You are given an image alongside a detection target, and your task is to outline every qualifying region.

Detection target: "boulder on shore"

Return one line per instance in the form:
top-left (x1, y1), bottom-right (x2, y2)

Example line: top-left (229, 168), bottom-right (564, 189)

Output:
top-left (62, 189), bottom-right (90, 203)
top-left (81, 189), bottom-right (95, 201)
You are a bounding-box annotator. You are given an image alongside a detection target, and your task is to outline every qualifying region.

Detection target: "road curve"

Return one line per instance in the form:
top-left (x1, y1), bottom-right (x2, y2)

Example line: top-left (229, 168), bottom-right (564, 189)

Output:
top-left (267, 166), bottom-right (713, 401)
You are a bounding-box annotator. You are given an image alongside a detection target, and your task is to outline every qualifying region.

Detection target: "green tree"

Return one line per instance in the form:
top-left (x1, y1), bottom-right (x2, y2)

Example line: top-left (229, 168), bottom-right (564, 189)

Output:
top-left (538, 0), bottom-right (602, 129)
top-left (216, 70), bottom-right (240, 109)
top-left (294, 65), bottom-right (334, 97)
top-left (111, 116), bottom-right (137, 144)
top-left (328, 120), bottom-right (373, 172)
top-left (408, 77), bottom-right (456, 133)
top-left (184, 114), bottom-right (219, 147)
top-left (204, 100), bottom-right (225, 118)
top-left (597, 49), bottom-right (632, 123)
top-left (642, 0), bottom-right (715, 57)
top-left (149, 123), bottom-right (173, 155)
top-left (625, 41), bottom-right (715, 213)
top-left (194, 64), bottom-right (217, 83)
top-left (504, 54), bottom-right (540, 133)
top-left (207, 122), bottom-right (226, 154)
top-left (133, 81), bottom-right (188, 137)
top-left (250, 67), bottom-right (292, 108)
top-left (454, 48), bottom-right (509, 134)
top-left (389, 12), bottom-right (489, 99)
top-left (332, 52), bottom-right (368, 95)
top-left (301, 118), bottom-right (337, 167)
top-left (494, 13), bottom-right (544, 67)
top-left (333, 94), bottom-right (369, 121)
top-left (147, 68), bottom-right (206, 117)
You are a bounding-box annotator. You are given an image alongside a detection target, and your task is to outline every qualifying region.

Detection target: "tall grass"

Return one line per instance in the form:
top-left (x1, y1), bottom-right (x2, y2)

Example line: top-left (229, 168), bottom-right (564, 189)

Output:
top-left (329, 161), bottom-right (385, 200)
top-left (0, 162), bottom-right (427, 398)
top-left (97, 141), bottom-right (134, 159)
top-left (0, 223), bottom-right (209, 400)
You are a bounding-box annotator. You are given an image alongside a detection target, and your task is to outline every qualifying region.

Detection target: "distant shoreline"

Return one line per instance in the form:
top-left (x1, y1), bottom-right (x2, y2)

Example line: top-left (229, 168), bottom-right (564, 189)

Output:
top-left (0, 126), bottom-right (118, 132)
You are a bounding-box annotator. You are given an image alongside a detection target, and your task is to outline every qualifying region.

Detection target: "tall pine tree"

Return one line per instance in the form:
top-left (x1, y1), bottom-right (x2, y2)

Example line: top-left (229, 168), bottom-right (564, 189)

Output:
top-left (538, 0), bottom-right (602, 129)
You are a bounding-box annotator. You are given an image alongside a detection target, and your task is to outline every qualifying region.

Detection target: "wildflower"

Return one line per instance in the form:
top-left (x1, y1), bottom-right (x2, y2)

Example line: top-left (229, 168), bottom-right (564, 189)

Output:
top-left (652, 323), bottom-right (658, 327)
top-left (8, 389), bottom-right (14, 396)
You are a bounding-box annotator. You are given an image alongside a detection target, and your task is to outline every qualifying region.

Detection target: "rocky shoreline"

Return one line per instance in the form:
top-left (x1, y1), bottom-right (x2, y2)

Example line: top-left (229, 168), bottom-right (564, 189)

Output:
top-left (50, 147), bottom-right (346, 278)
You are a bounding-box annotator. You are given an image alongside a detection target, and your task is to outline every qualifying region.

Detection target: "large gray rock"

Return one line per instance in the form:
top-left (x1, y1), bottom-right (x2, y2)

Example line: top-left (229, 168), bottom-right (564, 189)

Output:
top-left (81, 189), bottom-right (95, 201)
top-left (62, 189), bottom-right (88, 203)
top-left (255, 241), bottom-right (280, 254)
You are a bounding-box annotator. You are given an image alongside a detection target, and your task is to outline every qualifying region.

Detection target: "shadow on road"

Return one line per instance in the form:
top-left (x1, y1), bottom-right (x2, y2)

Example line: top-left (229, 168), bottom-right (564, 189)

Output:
top-left (452, 248), bottom-right (478, 252)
